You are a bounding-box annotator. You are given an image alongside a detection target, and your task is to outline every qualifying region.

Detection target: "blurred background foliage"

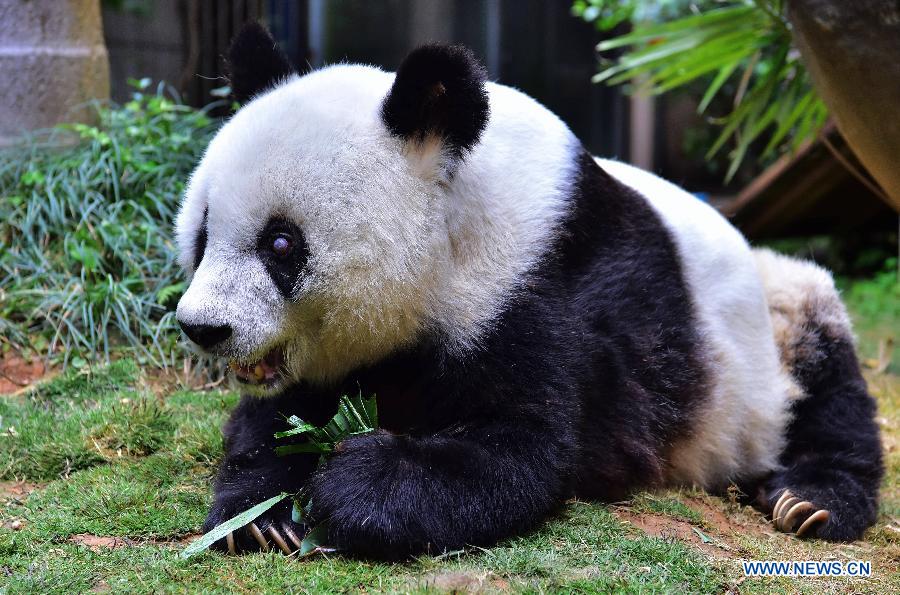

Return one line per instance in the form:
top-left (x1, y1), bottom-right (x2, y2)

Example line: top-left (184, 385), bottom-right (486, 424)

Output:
top-left (0, 80), bottom-right (220, 369)
top-left (574, 0), bottom-right (826, 181)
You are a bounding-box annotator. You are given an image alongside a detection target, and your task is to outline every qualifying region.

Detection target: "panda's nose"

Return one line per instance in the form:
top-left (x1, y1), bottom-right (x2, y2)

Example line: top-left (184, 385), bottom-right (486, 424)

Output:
top-left (179, 321), bottom-right (232, 349)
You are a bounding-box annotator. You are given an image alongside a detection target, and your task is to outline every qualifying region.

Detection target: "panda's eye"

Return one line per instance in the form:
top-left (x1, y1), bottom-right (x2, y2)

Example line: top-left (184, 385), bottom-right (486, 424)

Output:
top-left (257, 219), bottom-right (308, 299)
top-left (270, 233), bottom-right (293, 258)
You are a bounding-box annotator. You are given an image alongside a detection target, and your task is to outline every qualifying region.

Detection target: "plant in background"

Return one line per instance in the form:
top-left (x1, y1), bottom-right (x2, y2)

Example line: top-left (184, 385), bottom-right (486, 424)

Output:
top-left (0, 80), bottom-right (220, 369)
top-left (574, 0), bottom-right (828, 180)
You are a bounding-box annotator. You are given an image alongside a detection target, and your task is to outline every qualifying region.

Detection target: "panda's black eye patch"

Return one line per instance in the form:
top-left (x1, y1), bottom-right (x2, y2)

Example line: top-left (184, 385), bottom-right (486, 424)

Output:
top-left (257, 218), bottom-right (309, 299)
top-left (193, 207), bottom-right (209, 270)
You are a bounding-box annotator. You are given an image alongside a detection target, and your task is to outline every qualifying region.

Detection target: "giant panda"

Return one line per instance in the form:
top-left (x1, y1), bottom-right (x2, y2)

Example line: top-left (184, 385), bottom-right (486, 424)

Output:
top-left (174, 23), bottom-right (883, 558)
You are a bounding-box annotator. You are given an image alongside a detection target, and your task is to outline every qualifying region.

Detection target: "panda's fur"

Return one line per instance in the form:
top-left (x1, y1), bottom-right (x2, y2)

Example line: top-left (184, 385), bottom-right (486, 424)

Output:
top-left (175, 25), bottom-right (883, 557)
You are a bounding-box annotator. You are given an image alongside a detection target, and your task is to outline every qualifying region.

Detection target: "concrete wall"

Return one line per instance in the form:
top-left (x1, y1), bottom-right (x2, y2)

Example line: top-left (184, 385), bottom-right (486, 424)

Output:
top-left (0, 0), bottom-right (109, 144)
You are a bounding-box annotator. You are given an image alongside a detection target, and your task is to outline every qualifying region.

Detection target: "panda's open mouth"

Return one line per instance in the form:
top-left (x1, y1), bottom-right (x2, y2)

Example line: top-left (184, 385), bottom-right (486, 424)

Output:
top-left (229, 348), bottom-right (285, 386)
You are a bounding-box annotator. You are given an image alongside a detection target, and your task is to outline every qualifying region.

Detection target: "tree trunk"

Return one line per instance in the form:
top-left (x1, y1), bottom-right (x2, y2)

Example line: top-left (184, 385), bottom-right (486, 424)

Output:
top-left (787, 0), bottom-right (900, 210)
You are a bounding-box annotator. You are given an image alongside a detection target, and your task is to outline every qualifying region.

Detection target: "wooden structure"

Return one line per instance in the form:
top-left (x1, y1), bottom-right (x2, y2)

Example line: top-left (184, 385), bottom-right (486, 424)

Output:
top-left (722, 128), bottom-right (897, 239)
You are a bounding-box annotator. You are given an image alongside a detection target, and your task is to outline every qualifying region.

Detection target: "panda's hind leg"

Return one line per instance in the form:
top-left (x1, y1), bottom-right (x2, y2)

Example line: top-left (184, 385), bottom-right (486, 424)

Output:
top-left (760, 350), bottom-right (882, 541)
top-left (760, 355), bottom-right (881, 542)
top-left (753, 249), bottom-right (883, 541)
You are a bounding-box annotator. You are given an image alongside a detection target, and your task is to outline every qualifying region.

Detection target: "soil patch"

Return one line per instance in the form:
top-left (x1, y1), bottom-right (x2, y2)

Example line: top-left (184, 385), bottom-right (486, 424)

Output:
top-left (416, 571), bottom-right (510, 593)
top-left (614, 507), bottom-right (739, 559)
top-left (0, 480), bottom-right (43, 501)
top-left (68, 533), bottom-right (202, 551)
top-left (0, 353), bottom-right (50, 394)
top-left (69, 534), bottom-right (134, 551)
top-left (682, 495), bottom-right (774, 540)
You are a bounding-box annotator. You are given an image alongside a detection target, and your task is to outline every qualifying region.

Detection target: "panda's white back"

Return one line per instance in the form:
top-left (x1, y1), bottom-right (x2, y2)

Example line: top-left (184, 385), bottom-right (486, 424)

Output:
top-left (600, 159), bottom-right (797, 488)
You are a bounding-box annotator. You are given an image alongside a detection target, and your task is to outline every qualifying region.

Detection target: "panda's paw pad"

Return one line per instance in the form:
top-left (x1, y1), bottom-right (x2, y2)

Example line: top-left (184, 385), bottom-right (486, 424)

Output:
top-left (772, 489), bottom-right (830, 536)
top-left (224, 522), bottom-right (302, 555)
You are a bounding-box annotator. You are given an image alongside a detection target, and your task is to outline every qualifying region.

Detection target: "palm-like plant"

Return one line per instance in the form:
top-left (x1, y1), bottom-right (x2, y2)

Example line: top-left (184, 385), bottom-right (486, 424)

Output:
top-left (574, 0), bottom-right (827, 181)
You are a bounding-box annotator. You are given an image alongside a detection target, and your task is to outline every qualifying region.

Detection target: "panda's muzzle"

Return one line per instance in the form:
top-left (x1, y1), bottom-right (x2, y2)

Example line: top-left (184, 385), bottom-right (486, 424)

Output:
top-left (229, 348), bottom-right (285, 386)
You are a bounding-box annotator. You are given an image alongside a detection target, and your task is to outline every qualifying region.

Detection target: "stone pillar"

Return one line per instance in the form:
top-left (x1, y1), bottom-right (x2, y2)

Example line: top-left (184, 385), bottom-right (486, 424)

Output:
top-left (0, 0), bottom-right (109, 145)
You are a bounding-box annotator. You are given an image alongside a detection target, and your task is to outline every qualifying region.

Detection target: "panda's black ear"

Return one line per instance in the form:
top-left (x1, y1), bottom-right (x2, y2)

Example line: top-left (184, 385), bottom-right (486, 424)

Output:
top-left (226, 23), bottom-right (295, 105)
top-left (382, 44), bottom-right (490, 159)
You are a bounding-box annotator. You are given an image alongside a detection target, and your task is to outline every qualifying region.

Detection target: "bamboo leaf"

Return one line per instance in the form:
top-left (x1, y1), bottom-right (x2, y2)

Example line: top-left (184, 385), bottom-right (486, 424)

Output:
top-left (699, 60), bottom-right (742, 113)
top-left (273, 422), bottom-right (318, 439)
top-left (587, 0), bottom-right (817, 178)
top-left (180, 493), bottom-right (290, 559)
top-left (275, 443), bottom-right (330, 456)
top-left (596, 6), bottom-right (757, 51)
top-left (762, 79), bottom-right (810, 157)
top-left (298, 523), bottom-right (332, 556)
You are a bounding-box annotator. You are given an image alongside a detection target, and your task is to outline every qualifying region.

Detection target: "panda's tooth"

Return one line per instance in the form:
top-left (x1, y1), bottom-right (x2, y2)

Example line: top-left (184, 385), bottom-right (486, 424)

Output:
top-left (254, 364), bottom-right (265, 380)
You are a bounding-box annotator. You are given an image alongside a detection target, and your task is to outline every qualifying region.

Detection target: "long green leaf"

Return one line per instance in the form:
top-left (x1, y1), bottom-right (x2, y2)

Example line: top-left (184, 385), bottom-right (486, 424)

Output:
top-left (180, 493), bottom-right (290, 559)
top-left (596, 5), bottom-right (757, 51)
top-left (699, 60), bottom-right (743, 113)
top-left (275, 443), bottom-right (330, 456)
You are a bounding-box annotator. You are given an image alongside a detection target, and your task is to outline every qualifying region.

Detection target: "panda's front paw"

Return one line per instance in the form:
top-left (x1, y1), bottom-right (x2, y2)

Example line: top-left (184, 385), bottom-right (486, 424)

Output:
top-left (205, 488), bottom-right (306, 554)
top-left (305, 430), bottom-right (425, 558)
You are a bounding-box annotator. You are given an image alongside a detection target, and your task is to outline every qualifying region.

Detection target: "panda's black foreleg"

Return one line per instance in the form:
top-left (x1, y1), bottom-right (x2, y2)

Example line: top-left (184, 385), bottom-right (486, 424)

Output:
top-left (303, 421), bottom-right (572, 559)
top-left (204, 391), bottom-right (331, 554)
top-left (762, 335), bottom-right (883, 541)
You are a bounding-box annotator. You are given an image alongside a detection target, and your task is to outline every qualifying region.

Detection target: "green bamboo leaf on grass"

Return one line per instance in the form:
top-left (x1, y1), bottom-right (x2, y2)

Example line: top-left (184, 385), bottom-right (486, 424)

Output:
top-left (180, 493), bottom-right (290, 559)
top-left (182, 394), bottom-right (378, 560)
top-left (297, 524), bottom-right (332, 556)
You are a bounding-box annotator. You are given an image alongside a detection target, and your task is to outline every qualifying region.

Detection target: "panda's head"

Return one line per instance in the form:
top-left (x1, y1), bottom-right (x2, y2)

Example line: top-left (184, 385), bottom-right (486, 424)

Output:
top-left (175, 24), bottom-right (490, 395)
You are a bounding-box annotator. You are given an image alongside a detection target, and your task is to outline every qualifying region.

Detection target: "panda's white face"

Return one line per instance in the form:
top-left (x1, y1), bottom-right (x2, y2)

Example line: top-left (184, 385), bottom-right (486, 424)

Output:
top-left (176, 65), bottom-right (455, 394)
top-left (176, 33), bottom-right (577, 396)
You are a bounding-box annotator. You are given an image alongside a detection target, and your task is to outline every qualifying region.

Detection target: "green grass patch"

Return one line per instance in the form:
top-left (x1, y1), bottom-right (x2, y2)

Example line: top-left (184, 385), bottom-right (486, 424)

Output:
top-left (0, 360), bottom-right (234, 481)
top-left (91, 399), bottom-right (175, 457)
top-left (1, 498), bottom-right (727, 594)
top-left (840, 261), bottom-right (900, 371)
top-left (629, 493), bottom-right (704, 525)
top-left (1, 283), bottom-right (897, 592)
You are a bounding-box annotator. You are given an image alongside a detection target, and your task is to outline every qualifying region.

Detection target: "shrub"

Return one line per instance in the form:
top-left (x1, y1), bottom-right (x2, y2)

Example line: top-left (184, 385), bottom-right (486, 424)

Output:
top-left (0, 80), bottom-right (220, 368)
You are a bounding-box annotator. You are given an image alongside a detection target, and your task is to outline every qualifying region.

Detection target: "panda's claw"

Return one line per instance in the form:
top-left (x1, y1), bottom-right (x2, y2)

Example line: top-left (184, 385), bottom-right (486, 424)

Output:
top-left (226, 531), bottom-right (236, 555)
top-left (248, 522), bottom-right (270, 551)
top-left (774, 496), bottom-right (801, 530)
top-left (268, 525), bottom-right (293, 554)
top-left (772, 489), bottom-right (793, 522)
top-left (282, 524), bottom-right (303, 550)
top-left (795, 509), bottom-right (830, 537)
top-left (770, 489), bottom-right (830, 537)
top-left (782, 500), bottom-right (816, 532)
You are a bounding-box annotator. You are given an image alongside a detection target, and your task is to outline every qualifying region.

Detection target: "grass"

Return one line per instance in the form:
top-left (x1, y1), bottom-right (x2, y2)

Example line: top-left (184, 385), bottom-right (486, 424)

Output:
top-left (1, 294), bottom-right (897, 594)
top-left (840, 262), bottom-right (900, 371)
